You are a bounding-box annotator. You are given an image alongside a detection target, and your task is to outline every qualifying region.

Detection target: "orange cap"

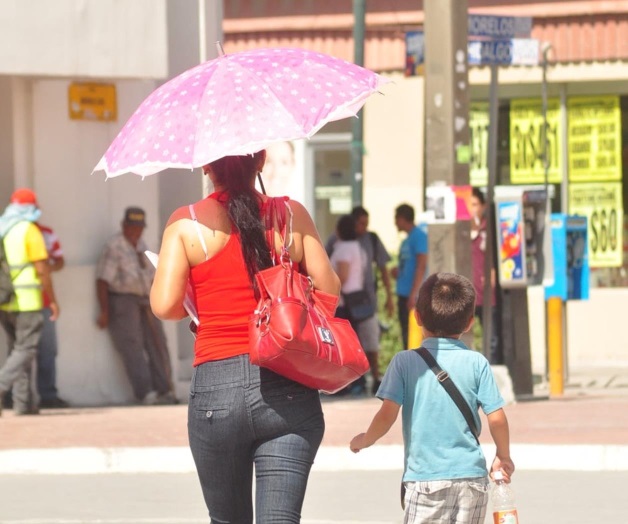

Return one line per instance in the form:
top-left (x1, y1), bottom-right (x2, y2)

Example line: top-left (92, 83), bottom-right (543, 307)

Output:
top-left (10, 188), bottom-right (38, 206)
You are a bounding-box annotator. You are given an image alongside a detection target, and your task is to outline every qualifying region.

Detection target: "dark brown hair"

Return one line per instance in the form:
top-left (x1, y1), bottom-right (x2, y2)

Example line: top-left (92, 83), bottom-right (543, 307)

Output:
top-left (208, 152), bottom-right (272, 287)
top-left (416, 272), bottom-right (476, 336)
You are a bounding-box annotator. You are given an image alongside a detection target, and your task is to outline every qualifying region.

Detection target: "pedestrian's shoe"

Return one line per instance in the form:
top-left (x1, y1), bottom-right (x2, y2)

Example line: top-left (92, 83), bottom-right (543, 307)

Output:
top-left (141, 391), bottom-right (159, 405)
top-left (14, 406), bottom-right (40, 416)
top-left (155, 391), bottom-right (179, 405)
top-left (40, 397), bottom-right (70, 409)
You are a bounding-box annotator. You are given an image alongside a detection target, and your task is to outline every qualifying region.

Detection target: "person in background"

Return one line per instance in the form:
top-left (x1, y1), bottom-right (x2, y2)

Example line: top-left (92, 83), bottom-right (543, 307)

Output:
top-left (150, 151), bottom-right (339, 523)
top-left (326, 206), bottom-right (393, 394)
top-left (350, 272), bottom-right (514, 524)
top-left (36, 217), bottom-right (68, 408)
top-left (0, 188), bottom-right (60, 416)
top-left (329, 214), bottom-right (368, 395)
top-left (95, 207), bottom-right (176, 406)
top-left (391, 203), bottom-right (428, 350)
top-left (470, 187), bottom-right (502, 364)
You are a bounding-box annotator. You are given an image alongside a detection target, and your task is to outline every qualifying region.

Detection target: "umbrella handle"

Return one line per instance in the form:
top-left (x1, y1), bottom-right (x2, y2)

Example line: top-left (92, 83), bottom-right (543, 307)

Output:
top-left (257, 172), bottom-right (267, 195)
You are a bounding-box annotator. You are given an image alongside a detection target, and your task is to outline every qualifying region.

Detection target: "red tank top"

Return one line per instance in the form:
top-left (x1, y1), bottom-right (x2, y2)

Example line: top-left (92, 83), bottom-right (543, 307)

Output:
top-left (189, 195), bottom-right (292, 366)
top-left (190, 231), bottom-right (256, 365)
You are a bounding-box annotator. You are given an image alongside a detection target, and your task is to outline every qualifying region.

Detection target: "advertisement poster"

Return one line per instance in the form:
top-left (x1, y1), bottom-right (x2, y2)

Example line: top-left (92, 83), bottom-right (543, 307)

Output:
top-left (568, 96), bottom-right (622, 182)
top-left (568, 182), bottom-right (623, 267)
top-left (405, 31), bottom-right (425, 77)
top-left (496, 200), bottom-right (526, 286)
top-left (469, 102), bottom-right (489, 187)
top-left (509, 98), bottom-right (562, 184)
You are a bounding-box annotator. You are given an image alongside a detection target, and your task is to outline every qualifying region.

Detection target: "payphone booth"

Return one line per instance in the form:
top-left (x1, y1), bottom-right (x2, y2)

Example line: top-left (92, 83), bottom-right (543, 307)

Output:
top-left (545, 214), bottom-right (590, 301)
top-left (493, 186), bottom-right (552, 397)
top-left (543, 214), bottom-right (589, 394)
top-left (494, 186), bottom-right (552, 289)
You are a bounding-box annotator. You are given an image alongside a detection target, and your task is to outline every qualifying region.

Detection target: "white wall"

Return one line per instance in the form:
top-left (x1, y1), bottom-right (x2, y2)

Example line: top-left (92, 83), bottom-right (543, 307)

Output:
top-left (363, 73), bottom-right (425, 255)
top-left (0, 0), bottom-right (169, 79)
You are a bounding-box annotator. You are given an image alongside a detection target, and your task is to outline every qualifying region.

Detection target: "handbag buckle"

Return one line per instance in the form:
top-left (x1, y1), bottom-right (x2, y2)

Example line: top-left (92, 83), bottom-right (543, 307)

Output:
top-left (317, 326), bottom-right (335, 345)
top-left (436, 370), bottom-right (449, 382)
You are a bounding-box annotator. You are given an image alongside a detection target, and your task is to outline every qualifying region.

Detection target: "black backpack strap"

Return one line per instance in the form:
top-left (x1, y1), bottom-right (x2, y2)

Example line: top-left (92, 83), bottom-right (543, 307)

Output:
top-left (413, 347), bottom-right (480, 444)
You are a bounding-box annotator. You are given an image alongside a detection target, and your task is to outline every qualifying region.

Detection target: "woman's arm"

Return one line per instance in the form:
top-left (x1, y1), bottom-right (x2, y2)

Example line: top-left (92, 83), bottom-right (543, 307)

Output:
top-left (289, 200), bottom-right (340, 296)
top-left (150, 215), bottom-right (189, 321)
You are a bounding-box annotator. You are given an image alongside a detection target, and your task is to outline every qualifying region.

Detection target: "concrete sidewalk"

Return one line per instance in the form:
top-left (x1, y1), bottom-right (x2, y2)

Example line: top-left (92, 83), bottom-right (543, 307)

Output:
top-left (1, 369), bottom-right (628, 475)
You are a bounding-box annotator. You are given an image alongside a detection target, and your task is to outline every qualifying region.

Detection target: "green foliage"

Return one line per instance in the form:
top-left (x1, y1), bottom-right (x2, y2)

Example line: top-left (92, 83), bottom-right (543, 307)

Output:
top-left (375, 265), bottom-right (403, 374)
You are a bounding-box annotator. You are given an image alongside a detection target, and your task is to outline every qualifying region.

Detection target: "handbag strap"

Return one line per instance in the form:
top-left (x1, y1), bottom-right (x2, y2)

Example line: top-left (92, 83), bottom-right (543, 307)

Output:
top-left (413, 347), bottom-right (480, 444)
top-left (264, 197), bottom-right (291, 264)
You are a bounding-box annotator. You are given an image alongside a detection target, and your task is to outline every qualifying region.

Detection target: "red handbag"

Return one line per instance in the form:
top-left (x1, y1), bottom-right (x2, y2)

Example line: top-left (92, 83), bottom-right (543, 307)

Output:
top-left (249, 198), bottom-right (369, 394)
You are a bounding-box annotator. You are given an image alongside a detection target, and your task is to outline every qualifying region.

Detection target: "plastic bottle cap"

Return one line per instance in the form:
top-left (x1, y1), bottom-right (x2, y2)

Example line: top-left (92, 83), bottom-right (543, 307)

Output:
top-left (494, 470), bottom-right (504, 481)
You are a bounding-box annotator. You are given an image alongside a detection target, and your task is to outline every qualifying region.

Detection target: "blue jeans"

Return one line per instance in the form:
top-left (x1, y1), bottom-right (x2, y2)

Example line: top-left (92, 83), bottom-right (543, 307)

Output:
top-left (188, 354), bottom-right (325, 523)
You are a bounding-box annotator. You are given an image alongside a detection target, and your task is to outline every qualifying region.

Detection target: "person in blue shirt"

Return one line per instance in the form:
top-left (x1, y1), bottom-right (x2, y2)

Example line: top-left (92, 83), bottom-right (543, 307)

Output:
top-left (350, 272), bottom-right (515, 524)
top-left (391, 203), bottom-right (428, 349)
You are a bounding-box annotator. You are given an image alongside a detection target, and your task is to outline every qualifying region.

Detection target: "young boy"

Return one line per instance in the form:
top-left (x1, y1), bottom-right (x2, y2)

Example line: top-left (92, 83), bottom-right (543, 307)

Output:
top-left (350, 272), bottom-right (514, 524)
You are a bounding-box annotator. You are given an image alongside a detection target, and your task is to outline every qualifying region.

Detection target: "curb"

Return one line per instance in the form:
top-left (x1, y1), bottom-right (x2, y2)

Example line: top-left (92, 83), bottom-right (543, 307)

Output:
top-left (1, 443), bottom-right (627, 475)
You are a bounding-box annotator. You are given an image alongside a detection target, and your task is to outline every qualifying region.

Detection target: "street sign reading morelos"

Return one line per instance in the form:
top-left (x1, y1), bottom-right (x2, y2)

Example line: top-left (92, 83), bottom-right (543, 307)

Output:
top-left (468, 14), bottom-right (533, 39)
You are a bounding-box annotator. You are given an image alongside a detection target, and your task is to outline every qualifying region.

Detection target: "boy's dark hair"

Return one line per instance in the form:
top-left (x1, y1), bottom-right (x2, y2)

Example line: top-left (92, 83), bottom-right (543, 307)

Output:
top-left (395, 203), bottom-right (414, 223)
top-left (472, 187), bottom-right (486, 205)
top-left (416, 272), bottom-right (476, 337)
top-left (336, 214), bottom-right (357, 241)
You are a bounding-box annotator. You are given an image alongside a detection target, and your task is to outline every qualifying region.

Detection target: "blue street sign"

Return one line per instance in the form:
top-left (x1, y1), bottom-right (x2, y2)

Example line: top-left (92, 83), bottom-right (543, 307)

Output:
top-left (467, 38), bottom-right (539, 66)
top-left (468, 14), bottom-right (533, 39)
top-left (406, 31), bottom-right (539, 67)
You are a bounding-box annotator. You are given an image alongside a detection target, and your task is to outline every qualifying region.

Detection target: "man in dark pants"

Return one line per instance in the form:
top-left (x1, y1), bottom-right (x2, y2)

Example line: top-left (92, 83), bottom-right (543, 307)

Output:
top-left (95, 207), bottom-right (176, 405)
top-left (391, 204), bottom-right (428, 350)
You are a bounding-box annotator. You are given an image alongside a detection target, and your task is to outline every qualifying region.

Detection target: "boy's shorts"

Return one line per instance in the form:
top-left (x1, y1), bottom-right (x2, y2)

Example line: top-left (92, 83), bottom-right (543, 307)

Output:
top-left (403, 477), bottom-right (489, 524)
top-left (355, 315), bottom-right (380, 353)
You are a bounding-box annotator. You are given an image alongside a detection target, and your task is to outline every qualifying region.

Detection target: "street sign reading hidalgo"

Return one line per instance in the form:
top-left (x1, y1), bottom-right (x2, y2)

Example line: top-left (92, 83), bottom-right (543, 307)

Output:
top-left (568, 96), bottom-right (622, 182)
top-left (467, 38), bottom-right (539, 66)
top-left (568, 182), bottom-right (623, 267)
top-left (468, 14), bottom-right (533, 39)
top-left (509, 98), bottom-right (562, 184)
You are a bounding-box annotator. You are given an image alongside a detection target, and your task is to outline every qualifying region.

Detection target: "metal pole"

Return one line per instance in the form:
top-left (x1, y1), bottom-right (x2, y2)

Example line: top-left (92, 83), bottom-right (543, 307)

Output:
top-left (482, 63), bottom-right (499, 361)
top-left (547, 296), bottom-right (564, 396)
top-left (351, 0), bottom-right (366, 207)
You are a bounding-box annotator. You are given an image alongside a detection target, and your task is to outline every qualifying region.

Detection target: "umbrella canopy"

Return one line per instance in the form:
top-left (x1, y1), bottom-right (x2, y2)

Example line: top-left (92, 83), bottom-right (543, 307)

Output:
top-left (93, 47), bottom-right (388, 178)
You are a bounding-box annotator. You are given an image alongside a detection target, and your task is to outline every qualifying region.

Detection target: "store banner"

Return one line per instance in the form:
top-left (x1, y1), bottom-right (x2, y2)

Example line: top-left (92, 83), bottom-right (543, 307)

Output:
top-left (568, 182), bottom-right (623, 267)
top-left (509, 98), bottom-right (562, 184)
top-left (470, 102), bottom-right (489, 187)
top-left (568, 96), bottom-right (622, 182)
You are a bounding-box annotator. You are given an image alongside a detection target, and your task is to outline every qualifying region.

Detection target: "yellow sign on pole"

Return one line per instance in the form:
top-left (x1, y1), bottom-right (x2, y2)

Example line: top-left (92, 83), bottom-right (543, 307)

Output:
top-left (470, 102), bottom-right (489, 187)
top-left (568, 182), bottom-right (623, 267)
top-left (68, 83), bottom-right (117, 121)
top-left (509, 98), bottom-right (562, 184)
top-left (568, 96), bottom-right (622, 182)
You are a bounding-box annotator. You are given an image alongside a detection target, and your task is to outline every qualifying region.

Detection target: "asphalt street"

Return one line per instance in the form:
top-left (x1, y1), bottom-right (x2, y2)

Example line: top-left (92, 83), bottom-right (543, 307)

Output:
top-left (2, 470), bottom-right (628, 524)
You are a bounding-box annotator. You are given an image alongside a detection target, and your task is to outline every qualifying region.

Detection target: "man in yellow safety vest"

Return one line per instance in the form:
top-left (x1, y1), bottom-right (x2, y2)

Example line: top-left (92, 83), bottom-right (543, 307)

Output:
top-left (0, 188), bottom-right (59, 416)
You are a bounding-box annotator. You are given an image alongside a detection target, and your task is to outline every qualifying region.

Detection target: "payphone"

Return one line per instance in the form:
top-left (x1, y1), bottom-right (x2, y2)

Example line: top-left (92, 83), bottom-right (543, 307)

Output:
top-left (545, 214), bottom-right (590, 301)
top-left (494, 185), bottom-right (553, 288)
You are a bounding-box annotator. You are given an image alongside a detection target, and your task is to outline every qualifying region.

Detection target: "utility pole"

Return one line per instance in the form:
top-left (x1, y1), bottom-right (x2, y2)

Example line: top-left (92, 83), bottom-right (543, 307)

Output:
top-left (424, 0), bottom-right (471, 278)
top-left (351, 0), bottom-right (366, 206)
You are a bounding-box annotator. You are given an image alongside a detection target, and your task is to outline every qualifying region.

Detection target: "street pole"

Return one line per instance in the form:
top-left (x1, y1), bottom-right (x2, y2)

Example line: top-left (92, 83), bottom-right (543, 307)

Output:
top-left (351, 0), bottom-right (366, 207)
top-left (424, 0), bottom-right (471, 277)
top-left (482, 63), bottom-right (499, 360)
top-left (542, 43), bottom-right (564, 396)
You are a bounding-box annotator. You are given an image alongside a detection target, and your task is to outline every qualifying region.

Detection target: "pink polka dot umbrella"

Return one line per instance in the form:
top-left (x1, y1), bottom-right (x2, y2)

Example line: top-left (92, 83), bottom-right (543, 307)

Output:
top-left (93, 47), bottom-right (388, 178)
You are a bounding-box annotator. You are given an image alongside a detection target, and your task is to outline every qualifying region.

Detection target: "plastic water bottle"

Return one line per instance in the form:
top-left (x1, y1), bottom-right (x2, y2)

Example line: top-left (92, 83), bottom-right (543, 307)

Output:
top-left (492, 471), bottom-right (519, 524)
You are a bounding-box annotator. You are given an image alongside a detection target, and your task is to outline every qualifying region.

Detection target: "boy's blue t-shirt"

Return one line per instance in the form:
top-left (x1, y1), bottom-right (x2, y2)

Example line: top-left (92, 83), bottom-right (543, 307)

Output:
top-left (396, 223), bottom-right (428, 297)
top-left (377, 337), bottom-right (504, 481)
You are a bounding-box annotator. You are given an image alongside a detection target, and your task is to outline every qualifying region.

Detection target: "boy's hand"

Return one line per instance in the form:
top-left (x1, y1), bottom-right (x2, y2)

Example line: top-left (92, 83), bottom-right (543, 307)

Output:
top-left (350, 433), bottom-right (368, 453)
top-left (490, 456), bottom-right (515, 482)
